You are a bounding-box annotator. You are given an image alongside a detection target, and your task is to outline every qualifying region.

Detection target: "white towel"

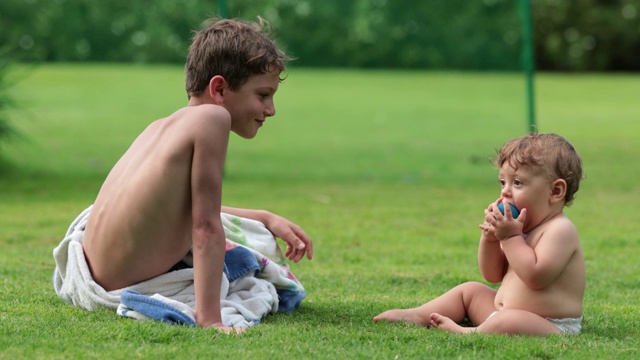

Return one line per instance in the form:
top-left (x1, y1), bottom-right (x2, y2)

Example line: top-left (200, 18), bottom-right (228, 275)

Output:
top-left (52, 206), bottom-right (304, 328)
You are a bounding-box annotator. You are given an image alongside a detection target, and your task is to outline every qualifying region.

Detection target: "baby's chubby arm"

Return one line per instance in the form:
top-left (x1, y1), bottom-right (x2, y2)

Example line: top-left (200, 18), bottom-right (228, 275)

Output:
top-left (500, 218), bottom-right (579, 290)
top-left (221, 207), bottom-right (314, 262)
top-left (478, 201), bottom-right (508, 283)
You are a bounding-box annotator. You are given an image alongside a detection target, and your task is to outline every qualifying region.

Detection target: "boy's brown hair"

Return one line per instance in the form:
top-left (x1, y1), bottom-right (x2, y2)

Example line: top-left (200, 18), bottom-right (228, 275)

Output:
top-left (185, 17), bottom-right (288, 98)
top-left (496, 133), bottom-right (583, 206)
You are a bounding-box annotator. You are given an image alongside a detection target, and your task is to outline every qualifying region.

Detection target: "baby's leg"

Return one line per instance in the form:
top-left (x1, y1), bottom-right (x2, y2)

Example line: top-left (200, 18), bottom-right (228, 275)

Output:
top-left (475, 309), bottom-right (561, 336)
top-left (373, 281), bottom-right (496, 327)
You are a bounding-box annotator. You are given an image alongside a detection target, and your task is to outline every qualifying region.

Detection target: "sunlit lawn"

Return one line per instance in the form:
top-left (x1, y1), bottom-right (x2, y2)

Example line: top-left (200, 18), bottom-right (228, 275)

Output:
top-left (1, 64), bottom-right (638, 359)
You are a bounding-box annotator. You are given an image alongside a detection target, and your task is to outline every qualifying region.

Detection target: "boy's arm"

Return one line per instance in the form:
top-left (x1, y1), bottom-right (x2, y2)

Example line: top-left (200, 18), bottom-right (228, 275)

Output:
top-left (500, 217), bottom-right (579, 290)
top-left (221, 206), bottom-right (313, 262)
top-left (189, 108), bottom-right (230, 329)
top-left (220, 206), bottom-right (270, 223)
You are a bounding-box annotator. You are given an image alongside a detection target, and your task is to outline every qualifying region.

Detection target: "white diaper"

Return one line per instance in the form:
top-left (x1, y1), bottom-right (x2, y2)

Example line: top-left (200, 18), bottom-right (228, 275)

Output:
top-left (547, 316), bottom-right (582, 335)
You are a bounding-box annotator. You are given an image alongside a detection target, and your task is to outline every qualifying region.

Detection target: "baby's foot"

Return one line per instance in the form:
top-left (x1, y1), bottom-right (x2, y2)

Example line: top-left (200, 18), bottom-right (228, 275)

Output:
top-left (373, 309), bottom-right (407, 323)
top-left (373, 309), bottom-right (429, 326)
top-left (430, 313), bottom-right (474, 334)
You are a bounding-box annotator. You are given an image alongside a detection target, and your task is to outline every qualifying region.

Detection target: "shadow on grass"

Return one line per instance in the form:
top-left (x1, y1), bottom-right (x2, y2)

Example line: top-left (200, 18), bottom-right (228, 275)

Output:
top-left (0, 153), bottom-right (17, 175)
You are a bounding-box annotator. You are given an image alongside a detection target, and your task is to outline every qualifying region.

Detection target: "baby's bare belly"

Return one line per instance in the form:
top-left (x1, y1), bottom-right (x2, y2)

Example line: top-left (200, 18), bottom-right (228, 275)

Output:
top-left (495, 273), bottom-right (582, 319)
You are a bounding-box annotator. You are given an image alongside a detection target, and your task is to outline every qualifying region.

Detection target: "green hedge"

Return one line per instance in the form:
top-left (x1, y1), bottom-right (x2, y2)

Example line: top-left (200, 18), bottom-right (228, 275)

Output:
top-left (0, 57), bottom-right (17, 149)
top-left (1, 0), bottom-right (639, 70)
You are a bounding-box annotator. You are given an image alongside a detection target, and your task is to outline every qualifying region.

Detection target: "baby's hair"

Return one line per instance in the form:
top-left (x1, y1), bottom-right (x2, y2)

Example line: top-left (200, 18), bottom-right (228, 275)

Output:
top-left (496, 133), bottom-right (584, 206)
top-left (185, 16), bottom-right (290, 98)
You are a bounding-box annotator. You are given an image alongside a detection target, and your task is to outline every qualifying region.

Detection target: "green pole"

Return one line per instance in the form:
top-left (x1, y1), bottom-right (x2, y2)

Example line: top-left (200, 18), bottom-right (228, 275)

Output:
top-left (218, 0), bottom-right (228, 177)
top-left (520, 0), bottom-right (536, 132)
top-left (218, 0), bottom-right (228, 18)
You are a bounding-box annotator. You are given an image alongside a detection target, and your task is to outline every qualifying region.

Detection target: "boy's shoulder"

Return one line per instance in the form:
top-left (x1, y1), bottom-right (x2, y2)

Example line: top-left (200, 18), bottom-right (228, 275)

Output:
top-left (167, 104), bottom-right (232, 134)
top-left (179, 103), bottom-right (231, 121)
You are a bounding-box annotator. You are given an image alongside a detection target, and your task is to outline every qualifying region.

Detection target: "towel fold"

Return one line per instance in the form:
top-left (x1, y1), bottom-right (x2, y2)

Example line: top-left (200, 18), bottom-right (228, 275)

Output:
top-left (53, 206), bottom-right (306, 328)
top-left (119, 290), bottom-right (196, 326)
top-left (224, 246), bottom-right (260, 282)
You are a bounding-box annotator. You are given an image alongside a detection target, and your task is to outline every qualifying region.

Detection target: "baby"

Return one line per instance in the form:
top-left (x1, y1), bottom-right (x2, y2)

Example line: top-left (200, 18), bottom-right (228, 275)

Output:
top-left (374, 133), bottom-right (585, 335)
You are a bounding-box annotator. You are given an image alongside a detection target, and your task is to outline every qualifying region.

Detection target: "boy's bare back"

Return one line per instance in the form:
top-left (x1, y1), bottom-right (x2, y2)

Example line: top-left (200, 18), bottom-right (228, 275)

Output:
top-left (83, 104), bottom-right (230, 291)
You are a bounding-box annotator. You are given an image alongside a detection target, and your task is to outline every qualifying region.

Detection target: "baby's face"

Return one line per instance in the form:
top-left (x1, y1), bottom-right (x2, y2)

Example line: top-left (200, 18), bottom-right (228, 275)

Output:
top-left (498, 163), bottom-right (554, 231)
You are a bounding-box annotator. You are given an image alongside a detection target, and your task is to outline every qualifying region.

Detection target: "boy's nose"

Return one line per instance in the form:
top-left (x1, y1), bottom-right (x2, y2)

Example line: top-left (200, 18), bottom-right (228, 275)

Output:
top-left (265, 102), bottom-right (276, 117)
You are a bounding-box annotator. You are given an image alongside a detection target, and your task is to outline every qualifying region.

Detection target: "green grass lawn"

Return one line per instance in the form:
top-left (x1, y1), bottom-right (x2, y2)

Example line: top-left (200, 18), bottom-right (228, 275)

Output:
top-left (1, 64), bottom-right (639, 359)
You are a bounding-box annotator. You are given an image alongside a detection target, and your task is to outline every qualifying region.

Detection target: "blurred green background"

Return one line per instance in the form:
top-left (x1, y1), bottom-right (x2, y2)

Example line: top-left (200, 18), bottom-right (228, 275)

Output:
top-left (2, 0), bottom-right (639, 162)
top-left (1, 0), bottom-right (638, 70)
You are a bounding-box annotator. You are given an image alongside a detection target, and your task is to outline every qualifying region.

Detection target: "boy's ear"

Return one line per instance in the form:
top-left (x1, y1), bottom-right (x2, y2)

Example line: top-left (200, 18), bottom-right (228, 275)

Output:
top-left (208, 75), bottom-right (226, 104)
top-left (550, 179), bottom-right (567, 204)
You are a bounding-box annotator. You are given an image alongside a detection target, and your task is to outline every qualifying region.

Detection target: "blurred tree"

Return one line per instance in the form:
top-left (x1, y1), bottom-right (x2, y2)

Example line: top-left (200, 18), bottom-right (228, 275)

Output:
top-left (533, 0), bottom-right (640, 71)
top-left (0, 0), bottom-right (638, 70)
top-left (0, 55), bottom-right (18, 162)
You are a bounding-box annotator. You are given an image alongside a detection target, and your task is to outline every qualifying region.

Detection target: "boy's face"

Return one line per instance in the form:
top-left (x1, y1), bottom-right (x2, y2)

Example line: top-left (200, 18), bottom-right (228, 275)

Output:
top-left (224, 70), bottom-right (280, 139)
top-left (498, 163), bottom-right (554, 232)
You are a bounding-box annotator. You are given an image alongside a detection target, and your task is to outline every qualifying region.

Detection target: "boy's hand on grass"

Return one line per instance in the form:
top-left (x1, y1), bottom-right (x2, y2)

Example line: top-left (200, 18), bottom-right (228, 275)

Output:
top-left (210, 323), bottom-right (247, 335)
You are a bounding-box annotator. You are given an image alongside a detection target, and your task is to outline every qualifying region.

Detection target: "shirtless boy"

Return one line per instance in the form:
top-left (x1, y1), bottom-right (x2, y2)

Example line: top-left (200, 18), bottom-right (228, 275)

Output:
top-left (374, 133), bottom-right (585, 335)
top-left (81, 17), bottom-right (313, 333)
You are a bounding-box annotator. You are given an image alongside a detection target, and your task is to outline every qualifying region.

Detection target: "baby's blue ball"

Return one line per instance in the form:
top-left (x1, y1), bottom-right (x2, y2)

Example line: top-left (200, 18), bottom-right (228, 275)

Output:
top-left (497, 202), bottom-right (520, 219)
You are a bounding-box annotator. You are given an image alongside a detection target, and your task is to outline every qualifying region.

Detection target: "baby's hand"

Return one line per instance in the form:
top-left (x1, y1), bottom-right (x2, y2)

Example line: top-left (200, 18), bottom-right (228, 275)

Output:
top-left (478, 202), bottom-right (501, 241)
top-left (479, 211), bottom-right (499, 242)
top-left (490, 199), bottom-right (526, 240)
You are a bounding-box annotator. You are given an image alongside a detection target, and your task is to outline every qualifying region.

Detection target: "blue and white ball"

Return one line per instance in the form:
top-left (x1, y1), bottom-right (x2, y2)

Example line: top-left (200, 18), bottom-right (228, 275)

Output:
top-left (497, 202), bottom-right (520, 219)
